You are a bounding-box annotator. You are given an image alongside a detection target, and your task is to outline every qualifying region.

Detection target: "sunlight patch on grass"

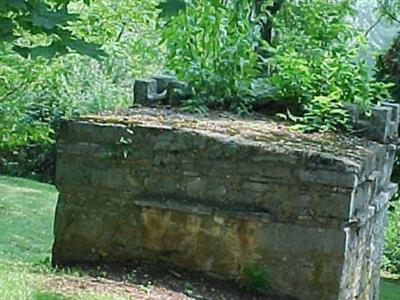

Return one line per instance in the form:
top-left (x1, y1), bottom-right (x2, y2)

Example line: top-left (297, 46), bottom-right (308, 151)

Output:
top-left (0, 264), bottom-right (35, 300)
top-left (0, 175), bottom-right (58, 263)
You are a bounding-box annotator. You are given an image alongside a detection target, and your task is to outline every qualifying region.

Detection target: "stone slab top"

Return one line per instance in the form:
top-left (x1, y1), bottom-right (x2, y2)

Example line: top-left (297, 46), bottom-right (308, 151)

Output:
top-left (77, 107), bottom-right (387, 177)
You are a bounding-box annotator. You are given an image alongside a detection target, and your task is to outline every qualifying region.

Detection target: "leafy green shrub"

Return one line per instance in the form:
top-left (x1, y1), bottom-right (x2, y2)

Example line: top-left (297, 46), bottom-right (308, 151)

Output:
top-left (0, 0), bottom-right (161, 180)
top-left (0, 50), bottom-right (54, 150)
top-left (264, 0), bottom-right (390, 132)
top-left (160, 0), bottom-right (390, 131)
top-left (383, 199), bottom-right (400, 275)
top-left (161, 0), bottom-right (265, 114)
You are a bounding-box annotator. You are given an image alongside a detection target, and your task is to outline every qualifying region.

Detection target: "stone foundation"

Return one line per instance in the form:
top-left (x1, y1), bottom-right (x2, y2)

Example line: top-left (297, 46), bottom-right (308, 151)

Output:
top-left (53, 106), bottom-right (399, 300)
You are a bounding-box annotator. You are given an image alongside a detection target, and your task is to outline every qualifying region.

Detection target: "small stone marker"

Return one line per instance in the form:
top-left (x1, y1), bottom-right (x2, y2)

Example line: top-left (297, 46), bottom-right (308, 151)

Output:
top-left (133, 75), bottom-right (190, 107)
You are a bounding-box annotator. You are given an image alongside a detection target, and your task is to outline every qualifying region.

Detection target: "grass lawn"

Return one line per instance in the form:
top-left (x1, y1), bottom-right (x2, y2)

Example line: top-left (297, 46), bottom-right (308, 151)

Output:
top-left (381, 279), bottom-right (400, 300)
top-left (0, 176), bottom-right (56, 263)
top-left (0, 175), bottom-right (399, 299)
top-left (0, 176), bottom-right (129, 300)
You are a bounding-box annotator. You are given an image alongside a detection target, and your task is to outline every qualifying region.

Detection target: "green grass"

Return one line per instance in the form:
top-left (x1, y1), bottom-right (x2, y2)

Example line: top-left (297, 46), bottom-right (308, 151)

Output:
top-left (0, 176), bottom-right (57, 263)
top-left (381, 279), bottom-right (400, 300)
top-left (0, 175), bottom-right (399, 299)
top-left (0, 175), bottom-right (130, 300)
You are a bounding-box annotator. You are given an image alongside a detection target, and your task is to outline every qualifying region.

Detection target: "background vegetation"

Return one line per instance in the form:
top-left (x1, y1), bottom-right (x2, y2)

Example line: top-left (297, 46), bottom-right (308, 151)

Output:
top-left (0, 0), bottom-right (161, 180)
top-left (160, 0), bottom-right (390, 131)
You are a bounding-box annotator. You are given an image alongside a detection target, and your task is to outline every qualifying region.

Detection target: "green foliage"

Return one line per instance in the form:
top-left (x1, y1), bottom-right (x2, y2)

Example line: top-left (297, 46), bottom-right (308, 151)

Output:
top-left (265, 0), bottom-right (390, 132)
top-left (377, 0), bottom-right (400, 23)
top-left (160, 0), bottom-right (390, 131)
top-left (0, 0), bottom-right (161, 180)
top-left (158, 0), bottom-right (186, 18)
top-left (383, 199), bottom-right (400, 275)
top-left (239, 264), bottom-right (269, 294)
top-left (161, 0), bottom-right (269, 114)
top-left (2, 0), bottom-right (399, 184)
top-left (285, 93), bottom-right (351, 132)
top-left (0, 50), bottom-right (54, 150)
top-left (0, 0), bottom-right (104, 59)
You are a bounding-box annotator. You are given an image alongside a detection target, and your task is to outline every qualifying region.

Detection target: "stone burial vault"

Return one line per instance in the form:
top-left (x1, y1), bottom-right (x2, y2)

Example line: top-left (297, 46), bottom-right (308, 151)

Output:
top-left (53, 102), bottom-right (399, 300)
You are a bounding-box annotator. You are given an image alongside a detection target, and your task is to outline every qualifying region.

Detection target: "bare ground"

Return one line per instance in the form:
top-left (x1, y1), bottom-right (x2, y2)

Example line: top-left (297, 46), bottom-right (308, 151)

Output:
top-left (41, 261), bottom-right (297, 300)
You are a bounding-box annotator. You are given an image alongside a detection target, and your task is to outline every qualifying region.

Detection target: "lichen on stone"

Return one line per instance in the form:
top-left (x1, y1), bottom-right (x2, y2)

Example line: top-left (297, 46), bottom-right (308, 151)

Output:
top-left (81, 107), bottom-right (376, 162)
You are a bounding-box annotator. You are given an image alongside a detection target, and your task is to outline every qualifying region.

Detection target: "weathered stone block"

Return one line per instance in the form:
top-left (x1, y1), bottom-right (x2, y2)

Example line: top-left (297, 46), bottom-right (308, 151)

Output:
top-left (53, 107), bottom-right (399, 300)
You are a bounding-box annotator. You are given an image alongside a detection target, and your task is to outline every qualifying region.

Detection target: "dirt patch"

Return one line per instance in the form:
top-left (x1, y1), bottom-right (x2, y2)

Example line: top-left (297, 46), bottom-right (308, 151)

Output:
top-left (41, 262), bottom-right (297, 300)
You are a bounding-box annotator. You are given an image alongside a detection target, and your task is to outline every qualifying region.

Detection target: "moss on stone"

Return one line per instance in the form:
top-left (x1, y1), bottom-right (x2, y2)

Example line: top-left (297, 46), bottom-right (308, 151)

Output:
top-left (79, 107), bottom-right (376, 162)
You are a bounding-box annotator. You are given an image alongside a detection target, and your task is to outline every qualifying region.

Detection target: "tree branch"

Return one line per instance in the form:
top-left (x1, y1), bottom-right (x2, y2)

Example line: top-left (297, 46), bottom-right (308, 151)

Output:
top-left (365, 16), bottom-right (383, 37)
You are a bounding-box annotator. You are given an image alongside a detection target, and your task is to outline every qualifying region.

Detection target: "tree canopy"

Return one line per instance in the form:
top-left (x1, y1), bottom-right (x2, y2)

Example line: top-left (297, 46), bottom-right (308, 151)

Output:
top-left (0, 0), bottom-right (104, 58)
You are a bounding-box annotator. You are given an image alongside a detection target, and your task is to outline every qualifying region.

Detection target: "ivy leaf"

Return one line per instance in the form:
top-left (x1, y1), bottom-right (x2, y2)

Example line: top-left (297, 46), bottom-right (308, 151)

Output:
top-left (158, 0), bottom-right (186, 18)
top-left (0, 0), bottom-right (106, 59)
top-left (31, 42), bottom-right (68, 59)
top-left (0, 32), bottom-right (16, 42)
top-left (13, 35), bottom-right (105, 59)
